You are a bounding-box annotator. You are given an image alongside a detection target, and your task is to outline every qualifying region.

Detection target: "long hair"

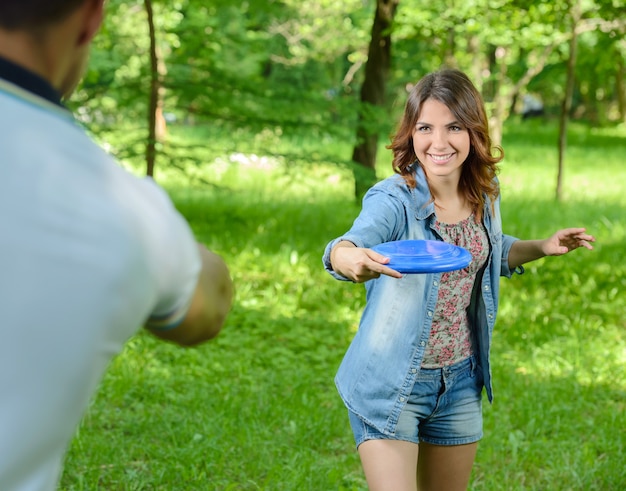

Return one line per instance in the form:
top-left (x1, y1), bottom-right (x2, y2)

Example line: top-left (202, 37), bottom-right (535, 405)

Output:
top-left (0, 0), bottom-right (87, 30)
top-left (388, 69), bottom-right (502, 216)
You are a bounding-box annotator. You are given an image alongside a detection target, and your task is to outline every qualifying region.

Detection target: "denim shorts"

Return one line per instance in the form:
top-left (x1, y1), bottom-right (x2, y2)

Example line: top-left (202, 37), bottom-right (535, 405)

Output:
top-left (349, 355), bottom-right (484, 447)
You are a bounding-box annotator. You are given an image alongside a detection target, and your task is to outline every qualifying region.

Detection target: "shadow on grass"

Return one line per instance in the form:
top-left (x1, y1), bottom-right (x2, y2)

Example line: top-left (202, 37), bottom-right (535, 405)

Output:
top-left (62, 303), bottom-right (365, 490)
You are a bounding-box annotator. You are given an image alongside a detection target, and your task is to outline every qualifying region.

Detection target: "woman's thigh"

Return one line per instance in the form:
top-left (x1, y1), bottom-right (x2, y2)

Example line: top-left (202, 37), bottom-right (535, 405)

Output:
top-left (417, 441), bottom-right (478, 491)
top-left (358, 439), bottom-right (419, 491)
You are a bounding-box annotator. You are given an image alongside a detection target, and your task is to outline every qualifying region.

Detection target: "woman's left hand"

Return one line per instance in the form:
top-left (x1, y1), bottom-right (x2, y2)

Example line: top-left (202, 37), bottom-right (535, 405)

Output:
top-left (543, 228), bottom-right (595, 256)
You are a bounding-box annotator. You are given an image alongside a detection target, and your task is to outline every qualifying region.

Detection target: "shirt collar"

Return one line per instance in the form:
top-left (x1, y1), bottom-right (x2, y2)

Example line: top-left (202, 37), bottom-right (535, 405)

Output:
top-left (0, 55), bottom-right (63, 107)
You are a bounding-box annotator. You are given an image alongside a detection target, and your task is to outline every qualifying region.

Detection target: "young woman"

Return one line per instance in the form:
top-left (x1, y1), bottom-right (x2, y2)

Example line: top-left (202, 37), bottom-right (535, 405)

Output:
top-left (322, 69), bottom-right (594, 491)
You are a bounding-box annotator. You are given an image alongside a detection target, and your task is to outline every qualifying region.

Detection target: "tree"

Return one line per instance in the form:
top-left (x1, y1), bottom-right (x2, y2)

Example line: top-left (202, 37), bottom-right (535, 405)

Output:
top-left (556, 0), bottom-right (581, 202)
top-left (617, 52), bottom-right (625, 123)
top-left (70, 0), bottom-right (624, 191)
top-left (351, 0), bottom-right (400, 201)
top-left (144, 0), bottom-right (160, 178)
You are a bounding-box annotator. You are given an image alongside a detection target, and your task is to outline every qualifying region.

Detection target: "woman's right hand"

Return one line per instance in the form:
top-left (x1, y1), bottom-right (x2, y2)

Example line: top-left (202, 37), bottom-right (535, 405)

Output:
top-left (330, 241), bottom-right (403, 283)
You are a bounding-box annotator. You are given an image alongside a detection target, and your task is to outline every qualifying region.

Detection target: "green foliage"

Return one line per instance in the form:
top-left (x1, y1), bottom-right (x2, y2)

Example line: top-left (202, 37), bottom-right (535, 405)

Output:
top-left (59, 121), bottom-right (626, 490)
top-left (68, 0), bottom-right (625, 182)
top-left (72, 0), bottom-right (149, 122)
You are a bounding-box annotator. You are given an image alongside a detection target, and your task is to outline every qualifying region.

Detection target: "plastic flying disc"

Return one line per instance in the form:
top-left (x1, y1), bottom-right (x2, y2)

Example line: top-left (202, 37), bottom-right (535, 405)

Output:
top-left (371, 240), bottom-right (472, 274)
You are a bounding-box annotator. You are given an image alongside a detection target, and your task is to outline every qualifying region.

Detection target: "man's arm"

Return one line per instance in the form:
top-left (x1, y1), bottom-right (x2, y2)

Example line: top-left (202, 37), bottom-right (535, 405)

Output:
top-left (147, 245), bottom-right (234, 346)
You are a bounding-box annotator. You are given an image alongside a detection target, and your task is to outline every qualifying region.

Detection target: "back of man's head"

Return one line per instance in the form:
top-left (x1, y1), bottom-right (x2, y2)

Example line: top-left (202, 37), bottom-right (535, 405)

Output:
top-left (0, 0), bottom-right (87, 30)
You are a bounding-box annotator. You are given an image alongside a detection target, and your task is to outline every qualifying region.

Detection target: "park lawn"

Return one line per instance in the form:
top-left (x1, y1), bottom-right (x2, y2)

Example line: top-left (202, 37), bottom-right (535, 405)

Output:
top-left (60, 120), bottom-right (626, 490)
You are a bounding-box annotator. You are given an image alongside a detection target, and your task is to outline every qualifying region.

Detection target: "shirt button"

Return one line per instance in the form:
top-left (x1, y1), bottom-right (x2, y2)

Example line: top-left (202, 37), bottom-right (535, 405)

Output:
top-left (399, 397), bottom-right (406, 402)
top-left (484, 285), bottom-right (490, 291)
top-left (433, 280), bottom-right (438, 286)
top-left (427, 311), bottom-right (433, 317)
top-left (411, 368), bottom-right (417, 374)
top-left (420, 341), bottom-right (425, 347)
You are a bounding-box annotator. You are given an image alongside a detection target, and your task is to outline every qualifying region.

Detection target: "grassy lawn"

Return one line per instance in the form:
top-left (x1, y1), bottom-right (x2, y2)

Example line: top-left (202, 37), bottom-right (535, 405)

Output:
top-left (60, 119), bottom-right (626, 490)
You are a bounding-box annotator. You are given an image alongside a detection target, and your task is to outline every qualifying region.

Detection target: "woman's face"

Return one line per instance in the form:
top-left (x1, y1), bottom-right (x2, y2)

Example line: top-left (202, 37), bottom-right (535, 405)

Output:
top-left (412, 98), bottom-right (471, 183)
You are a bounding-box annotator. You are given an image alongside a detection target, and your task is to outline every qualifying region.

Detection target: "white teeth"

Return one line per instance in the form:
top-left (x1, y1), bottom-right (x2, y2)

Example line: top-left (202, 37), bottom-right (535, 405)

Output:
top-left (430, 154), bottom-right (452, 162)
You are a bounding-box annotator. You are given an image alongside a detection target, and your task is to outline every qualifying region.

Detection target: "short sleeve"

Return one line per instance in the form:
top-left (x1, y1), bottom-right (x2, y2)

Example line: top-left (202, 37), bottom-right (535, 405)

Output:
top-left (131, 179), bottom-right (202, 330)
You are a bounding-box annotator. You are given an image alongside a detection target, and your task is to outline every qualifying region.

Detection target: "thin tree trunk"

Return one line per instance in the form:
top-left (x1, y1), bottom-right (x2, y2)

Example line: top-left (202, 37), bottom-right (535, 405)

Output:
top-left (351, 0), bottom-right (399, 201)
top-left (489, 46), bottom-right (508, 146)
top-left (556, 2), bottom-right (580, 202)
top-left (145, 0), bottom-right (159, 178)
top-left (617, 52), bottom-right (625, 123)
top-left (489, 43), bottom-right (557, 146)
top-left (444, 27), bottom-right (457, 68)
top-left (467, 35), bottom-right (483, 91)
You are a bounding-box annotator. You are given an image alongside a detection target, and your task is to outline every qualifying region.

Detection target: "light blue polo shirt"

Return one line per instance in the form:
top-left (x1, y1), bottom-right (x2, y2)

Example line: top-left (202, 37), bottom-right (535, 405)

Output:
top-left (0, 58), bottom-right (201, 491)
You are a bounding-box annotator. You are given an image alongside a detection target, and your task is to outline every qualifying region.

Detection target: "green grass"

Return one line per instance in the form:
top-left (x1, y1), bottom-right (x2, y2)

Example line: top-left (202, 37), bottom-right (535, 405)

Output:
top-left (60, 120), bottom-right (626, 490)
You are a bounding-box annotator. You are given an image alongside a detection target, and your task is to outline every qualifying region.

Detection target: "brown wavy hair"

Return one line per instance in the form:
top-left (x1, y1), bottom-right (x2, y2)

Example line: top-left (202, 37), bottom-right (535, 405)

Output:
top-left (388, 69), bottom-right (502, 217)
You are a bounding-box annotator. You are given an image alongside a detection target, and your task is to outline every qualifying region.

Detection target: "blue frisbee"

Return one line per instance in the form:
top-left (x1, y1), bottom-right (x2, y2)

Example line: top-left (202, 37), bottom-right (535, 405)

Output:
top-left (371, 239), bottom-right (472, 274)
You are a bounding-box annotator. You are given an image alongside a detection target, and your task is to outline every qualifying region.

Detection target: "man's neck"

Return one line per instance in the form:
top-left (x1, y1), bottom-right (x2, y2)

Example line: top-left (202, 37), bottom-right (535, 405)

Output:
top-left (0, 29), bottom-right (55, 80)
top-left (0, 53), bottom-right (62, 106)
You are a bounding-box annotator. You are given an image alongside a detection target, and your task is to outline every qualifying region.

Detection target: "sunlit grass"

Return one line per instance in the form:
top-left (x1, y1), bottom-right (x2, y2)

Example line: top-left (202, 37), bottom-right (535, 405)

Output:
top-left (61, 120), bottom-right (626, 490)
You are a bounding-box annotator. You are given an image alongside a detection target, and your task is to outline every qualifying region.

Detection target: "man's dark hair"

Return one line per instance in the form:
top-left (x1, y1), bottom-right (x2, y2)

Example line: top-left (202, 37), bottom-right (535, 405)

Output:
top-left (0, 0), bottom-right (87, 30)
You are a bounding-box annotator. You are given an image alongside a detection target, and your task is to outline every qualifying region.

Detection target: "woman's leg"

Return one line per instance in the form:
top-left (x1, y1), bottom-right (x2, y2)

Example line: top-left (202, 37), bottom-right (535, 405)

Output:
top-left (358, 439), bottom-right (419, 491)
top-left (416, 442), bottom-right (478, 491)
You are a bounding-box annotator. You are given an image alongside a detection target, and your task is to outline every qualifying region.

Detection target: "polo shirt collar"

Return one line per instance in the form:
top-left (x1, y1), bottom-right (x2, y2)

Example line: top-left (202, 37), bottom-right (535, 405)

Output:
top-left (0, 55), bottom-right (63, 107)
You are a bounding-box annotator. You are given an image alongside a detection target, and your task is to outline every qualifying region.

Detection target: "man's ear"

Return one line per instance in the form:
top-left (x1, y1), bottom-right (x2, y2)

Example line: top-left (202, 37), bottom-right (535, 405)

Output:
top-left (78, 0), bottom-right (105, 46)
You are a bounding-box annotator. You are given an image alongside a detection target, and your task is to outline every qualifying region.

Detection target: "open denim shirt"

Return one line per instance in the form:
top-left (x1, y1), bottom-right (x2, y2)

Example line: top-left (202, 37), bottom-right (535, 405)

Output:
top-left (322, 165), bottom-right (522, 435)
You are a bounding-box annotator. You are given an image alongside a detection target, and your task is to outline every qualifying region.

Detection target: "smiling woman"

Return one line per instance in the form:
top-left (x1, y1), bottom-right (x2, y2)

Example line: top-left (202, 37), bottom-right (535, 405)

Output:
top-left (322, 68), bottom-right (595, 491)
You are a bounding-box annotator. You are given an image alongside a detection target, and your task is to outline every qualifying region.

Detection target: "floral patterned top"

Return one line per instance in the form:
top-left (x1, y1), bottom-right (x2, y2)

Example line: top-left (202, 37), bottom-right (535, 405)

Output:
top-left (421, 213), bottom-right (489, 368)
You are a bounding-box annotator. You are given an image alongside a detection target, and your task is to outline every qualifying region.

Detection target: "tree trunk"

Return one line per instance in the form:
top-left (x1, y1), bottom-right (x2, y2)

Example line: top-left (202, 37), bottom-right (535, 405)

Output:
top-left (489, 46), bottom-right (508, 146)
top-left (444, 27), bottom-right (457, 68)
top-left (556, 2), bottom-right (580, 202)
top-left (351, 0), bottom-right (399, 201)
top-left (483, 46), bottom-right (497, 102)
top-left (467, 35), bottom-right (483, 91)
top-left (487, 43), bottom-right (556, 147)
top-left (617, 51), bottom-right (625, 123)
top-left (145, 0), bottom-right (159, 178)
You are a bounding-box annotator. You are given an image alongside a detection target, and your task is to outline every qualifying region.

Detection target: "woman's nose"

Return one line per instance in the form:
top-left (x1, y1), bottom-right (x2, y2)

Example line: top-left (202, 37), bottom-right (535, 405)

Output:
top-left (431, 129), bottom-right (447, 148)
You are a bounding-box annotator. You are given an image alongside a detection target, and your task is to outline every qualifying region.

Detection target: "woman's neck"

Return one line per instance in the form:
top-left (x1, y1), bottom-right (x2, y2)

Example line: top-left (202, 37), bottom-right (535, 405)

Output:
top-left (430, 183), bottom-right (472, 224)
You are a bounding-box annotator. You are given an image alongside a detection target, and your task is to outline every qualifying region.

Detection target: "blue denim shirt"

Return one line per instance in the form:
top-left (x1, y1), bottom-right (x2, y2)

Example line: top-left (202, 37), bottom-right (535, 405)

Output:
top-left (322, 166), bottom-right (521, 435)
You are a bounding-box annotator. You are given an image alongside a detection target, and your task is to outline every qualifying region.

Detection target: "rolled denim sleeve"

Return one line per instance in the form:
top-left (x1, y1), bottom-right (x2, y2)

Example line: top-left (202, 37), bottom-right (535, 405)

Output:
top-left (322, 188), bottom-right (406, 281)
top-left (322, 238), bottom-right (360, 281)
top-left (500, 234), bottom-right (524, 277)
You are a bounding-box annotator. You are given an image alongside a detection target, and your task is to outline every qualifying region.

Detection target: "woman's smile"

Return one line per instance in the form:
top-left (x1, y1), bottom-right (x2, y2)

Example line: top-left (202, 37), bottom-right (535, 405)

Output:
top-left (428, 152), bottom-right (456, 164)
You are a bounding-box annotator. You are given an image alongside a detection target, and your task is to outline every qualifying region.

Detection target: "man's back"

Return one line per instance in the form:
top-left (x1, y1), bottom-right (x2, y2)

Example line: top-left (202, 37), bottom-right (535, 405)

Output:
top-left (0, 77), bottom-right (202, 491)
top-left (0, 2), bottom-right (233, 488)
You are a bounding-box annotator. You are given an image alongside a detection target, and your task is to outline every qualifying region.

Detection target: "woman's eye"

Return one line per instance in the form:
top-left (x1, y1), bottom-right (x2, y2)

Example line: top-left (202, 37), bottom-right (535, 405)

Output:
top-left (417, 126), bottom-right (430, 132)
top-left (449, 125), bottom-right (462, 132)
